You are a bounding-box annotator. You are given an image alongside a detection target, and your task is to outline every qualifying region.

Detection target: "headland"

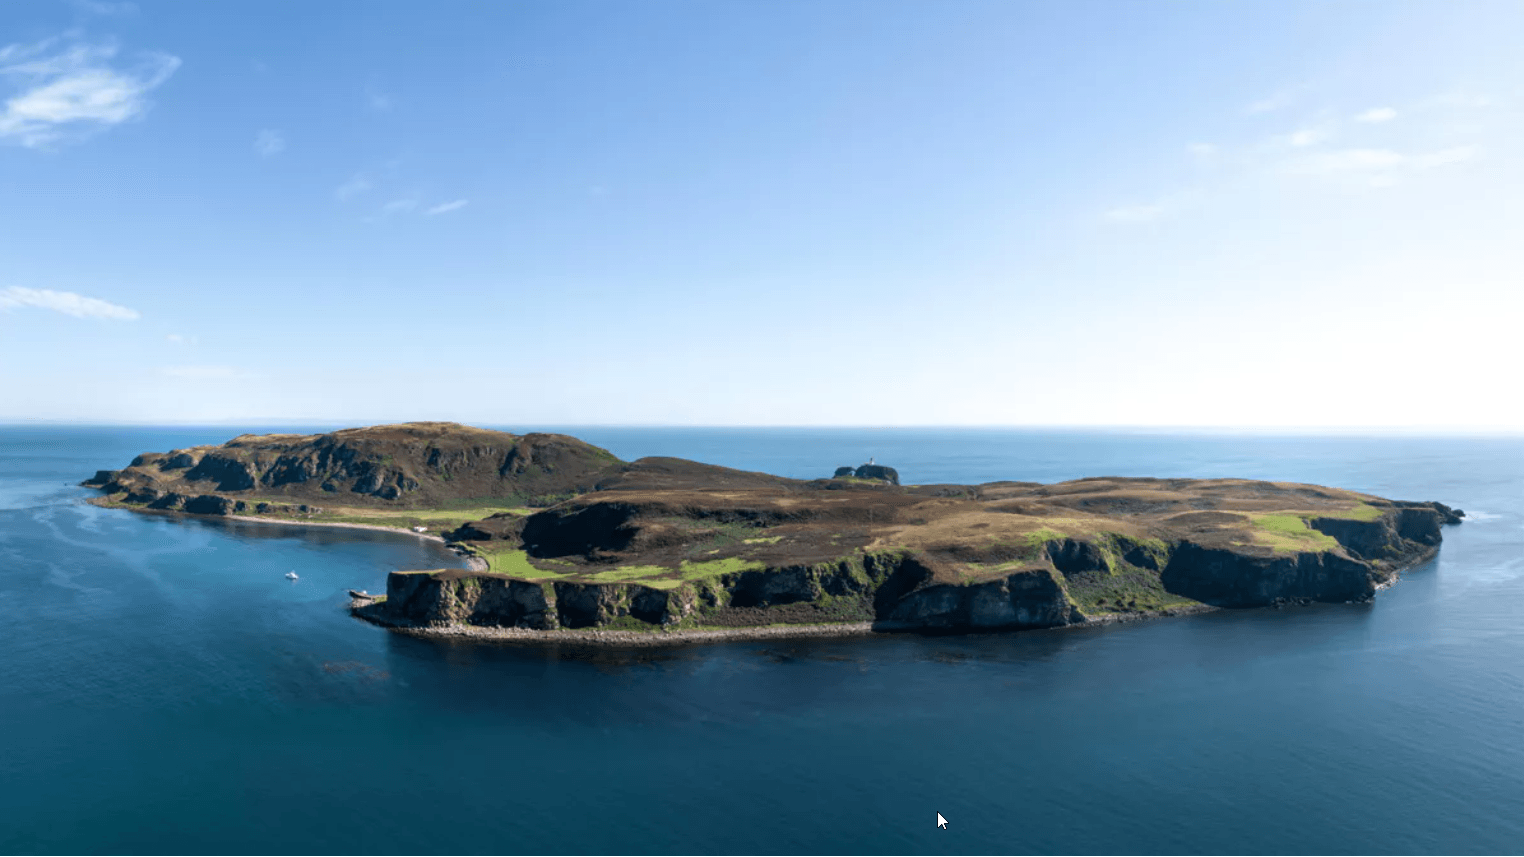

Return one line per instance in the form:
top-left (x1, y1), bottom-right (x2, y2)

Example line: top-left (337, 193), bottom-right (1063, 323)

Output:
top-left (83, 422), bottom-right (1464, 646)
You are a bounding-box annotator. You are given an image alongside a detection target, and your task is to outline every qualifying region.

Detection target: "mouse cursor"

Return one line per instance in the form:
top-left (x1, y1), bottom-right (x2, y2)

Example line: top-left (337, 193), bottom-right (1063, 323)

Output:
top-left (936, 812), bottom-right (949, 830)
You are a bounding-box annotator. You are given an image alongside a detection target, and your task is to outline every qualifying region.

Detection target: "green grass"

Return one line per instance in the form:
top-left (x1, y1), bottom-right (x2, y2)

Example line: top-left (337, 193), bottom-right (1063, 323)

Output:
top-left (678, 556), bottom-right (766, 580)
top-left (583, 565), bottom-right (672, 583)
top-left (1244, 513), bottom-right (1340, 553)
top-left (1063, 563), bottom-right (1203, 615)
top-left (466, 545), bottom-right (572, 579)
top-left (1022, 527), bottom-right (1067, 547)
top-left (239, 501), bottom-right (532, 534)
top-left (1321, 502), bottom-right (1384, 522)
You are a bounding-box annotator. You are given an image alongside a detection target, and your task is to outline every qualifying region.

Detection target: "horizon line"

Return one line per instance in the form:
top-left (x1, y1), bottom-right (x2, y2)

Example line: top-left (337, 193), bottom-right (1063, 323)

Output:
top-left (2, 419), bottom-right (1521, 437)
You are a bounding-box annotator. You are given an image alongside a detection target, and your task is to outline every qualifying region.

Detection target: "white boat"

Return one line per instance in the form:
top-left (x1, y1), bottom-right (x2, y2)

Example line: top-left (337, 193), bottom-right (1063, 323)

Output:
top-left (285, 572), bottom-right (299, 580)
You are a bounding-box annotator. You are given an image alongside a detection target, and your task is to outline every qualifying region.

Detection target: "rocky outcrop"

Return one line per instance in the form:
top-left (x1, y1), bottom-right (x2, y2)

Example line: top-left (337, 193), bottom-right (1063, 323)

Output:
top-left (361, 548), bottom-right (1090, 636)
top-left (881, 567), bottom-right (1081, 630)
top-left (1309, 502), bottom-right (1461, 560)
top-left (855, 464), bottom-right (900, 484)
top-left (365, 571), bottom-right (704, 631)
top-left (83, 469), bottom-right (119, 487)
top-left (1160, 543), bottom-right (1387, 606)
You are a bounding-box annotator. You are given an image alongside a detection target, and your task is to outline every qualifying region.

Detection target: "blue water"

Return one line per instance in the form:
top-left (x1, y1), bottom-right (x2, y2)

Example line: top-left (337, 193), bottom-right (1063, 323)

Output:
top-left (2, 426), bottom-right (1522, 855)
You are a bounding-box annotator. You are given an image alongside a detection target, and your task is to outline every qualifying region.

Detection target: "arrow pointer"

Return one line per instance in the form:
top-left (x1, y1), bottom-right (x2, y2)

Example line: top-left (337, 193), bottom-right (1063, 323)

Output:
top-left (936, 812), bottom-right (949, 830)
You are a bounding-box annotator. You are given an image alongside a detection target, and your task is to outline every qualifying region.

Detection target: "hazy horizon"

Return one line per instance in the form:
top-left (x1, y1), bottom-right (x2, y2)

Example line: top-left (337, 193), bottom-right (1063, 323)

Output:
top-left (3, 0), bottom-right (1520, 429)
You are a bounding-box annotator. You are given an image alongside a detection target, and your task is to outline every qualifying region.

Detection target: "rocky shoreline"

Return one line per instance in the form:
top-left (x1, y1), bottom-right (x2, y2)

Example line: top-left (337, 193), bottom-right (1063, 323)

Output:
top-left (85, 497), bottom-right (491, 572)
top-left (346, 600), bottom-right (1228, 648)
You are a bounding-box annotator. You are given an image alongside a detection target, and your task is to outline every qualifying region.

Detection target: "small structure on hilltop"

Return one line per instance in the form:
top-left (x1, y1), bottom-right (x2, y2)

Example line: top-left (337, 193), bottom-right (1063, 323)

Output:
top-left (828, 461), bottom-right (901, 485)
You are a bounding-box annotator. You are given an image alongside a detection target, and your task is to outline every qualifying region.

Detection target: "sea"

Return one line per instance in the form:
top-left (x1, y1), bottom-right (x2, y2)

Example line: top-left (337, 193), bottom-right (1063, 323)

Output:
top-left (1, 426), bottom-right (1521, 855)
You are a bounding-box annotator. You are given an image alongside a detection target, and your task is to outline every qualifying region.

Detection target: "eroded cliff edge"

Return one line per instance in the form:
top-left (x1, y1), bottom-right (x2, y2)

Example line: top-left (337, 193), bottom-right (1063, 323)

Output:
top-left (83, 422), bottom-right (1464, 644)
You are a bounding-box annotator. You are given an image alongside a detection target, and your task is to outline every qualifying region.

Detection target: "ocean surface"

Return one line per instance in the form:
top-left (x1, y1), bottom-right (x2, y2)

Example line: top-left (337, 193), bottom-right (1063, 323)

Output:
top-left (1, 426), bottom-right (1521, 855)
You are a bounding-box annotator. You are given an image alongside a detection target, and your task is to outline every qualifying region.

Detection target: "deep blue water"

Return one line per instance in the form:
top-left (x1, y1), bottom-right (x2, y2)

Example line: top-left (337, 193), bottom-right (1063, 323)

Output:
top-left (1, 426), bottom-right (1522, 855)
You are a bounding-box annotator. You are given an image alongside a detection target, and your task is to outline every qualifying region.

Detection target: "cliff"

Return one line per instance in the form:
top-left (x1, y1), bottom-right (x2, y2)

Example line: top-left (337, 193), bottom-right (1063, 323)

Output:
top-left (87, 424), bottom-right (1464, 644)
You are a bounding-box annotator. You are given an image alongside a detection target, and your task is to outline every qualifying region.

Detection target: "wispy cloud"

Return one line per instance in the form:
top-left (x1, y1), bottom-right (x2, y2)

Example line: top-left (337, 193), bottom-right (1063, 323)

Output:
top-left (1355, 107), bottom-right (1397, 123)
top-left (1288, 128), bottom-right (1327, 147)
top-left (1410, 145), bottom-right (1479, 168)
top-left (166, 333), bottom-right (196, 344)
top-left (1287, 148), bottom-right (1405, 174)
top-left (424, 199), bottom-right (468, 216)
top-left (1103, 203), bottom-right (1168, 224)
top-left (0, 35), bottom-right (179, 148)
top-left (1187, 142), bottom-right (1217, 157)
top-left (1289, 145), bottom-right (1478, 174)
top-left (71, 0), bottom-right (139, 15)
top-left (254, 128), bottom-right (285, 157)
top-left (0, 286), bottom-right (139, 320)
top-left (366, 88), bottom-right (391, 111)
top-left (159, 365), bottom-right (259, 381)
top-left (335, 174), bottom-right (372, 200)
top-left (1246, 90), bottom-right (1295, 114)
top-left (380, 199), bottom-right (417, 215)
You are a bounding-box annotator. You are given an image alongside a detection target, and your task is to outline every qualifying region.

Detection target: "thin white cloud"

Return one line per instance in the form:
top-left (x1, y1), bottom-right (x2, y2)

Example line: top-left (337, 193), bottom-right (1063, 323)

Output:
top-left (0, 286), bottom-right (139, 320)
top-left (335, 174), bottom-right (372, 200)
top-left (1187, 142), bottom-right (1217, 157)
top-left (1246, 90), bottom-right (1294, 114)
top-left (71, 0), bottom-right (138, 15)
top-left (254, 128), bottom-right (284, 157)
top-left (166, 333), bottom-right (197, 344)
top-left (159, 365), bottom-right (259, 381)
top-left (1286, 145), bottom-right (1477, 177)
top-left (1103, 203), bottom-right (1168, 224)
top-left (1288, 128), bottom-right (1326, 147)
top-left (366, 88), bottom-right (391, 111)
top-left (1288, 148), bottom-right (1405, 174)
top-left (1355, 107), bottom-right (1397, 123)
top-left (0, 36), bottom-right (179, 148)
top-left (424, 199), bottom-right (468, 216)
top-left (1411, 145), bottom-right (1478, 168)
top-left (380, 199), bottom-right (417, 215)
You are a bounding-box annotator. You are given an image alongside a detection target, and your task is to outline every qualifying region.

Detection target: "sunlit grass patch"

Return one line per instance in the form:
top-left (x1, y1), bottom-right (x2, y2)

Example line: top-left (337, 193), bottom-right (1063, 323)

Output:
top-left (467, 545), bottom-right (571, 579)
top-left (1244, 514), bottom-right (1340, 553)
top-left (583, 565), bottom-right (671, 583)
top-left (678, 557), bottom-right (766, 580)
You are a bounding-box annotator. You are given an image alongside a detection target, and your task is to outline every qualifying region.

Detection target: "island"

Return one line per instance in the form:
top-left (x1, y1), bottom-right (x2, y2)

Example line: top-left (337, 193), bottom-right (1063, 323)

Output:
top-left (82, 422), bottom-right (1464, 645)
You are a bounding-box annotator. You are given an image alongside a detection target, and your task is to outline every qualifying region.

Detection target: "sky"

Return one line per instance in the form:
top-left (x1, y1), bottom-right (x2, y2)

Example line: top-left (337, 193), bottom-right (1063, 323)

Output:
top-left (1, 0), bottom-right (1520, 429)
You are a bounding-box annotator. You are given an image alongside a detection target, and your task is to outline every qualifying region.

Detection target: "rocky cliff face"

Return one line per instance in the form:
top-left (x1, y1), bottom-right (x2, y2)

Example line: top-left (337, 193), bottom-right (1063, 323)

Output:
top-left (362, 501), bottom-right (1461, 638)
top-left (359, 548), bottom-right (1089, 635)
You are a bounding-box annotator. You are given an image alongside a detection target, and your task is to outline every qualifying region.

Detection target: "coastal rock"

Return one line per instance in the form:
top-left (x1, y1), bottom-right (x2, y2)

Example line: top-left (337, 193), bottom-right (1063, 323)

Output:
top-left (884, 567), bottom-right (1078, 630)
top-left (147, 492), bottom-right (186, 510)
top-left (183, 454), bottom-right (256, 490)
top-left (182, 494), bottom-right (235, 515)
top-left (854, 464), bottom-right (900, 484)
top-left (1160, 543), bottom-right (1383, 606)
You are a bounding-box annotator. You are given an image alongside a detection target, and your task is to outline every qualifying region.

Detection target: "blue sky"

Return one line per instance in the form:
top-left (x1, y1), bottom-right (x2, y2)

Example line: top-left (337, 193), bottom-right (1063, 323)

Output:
top-left (1, 0), bottom-right (1519, 428)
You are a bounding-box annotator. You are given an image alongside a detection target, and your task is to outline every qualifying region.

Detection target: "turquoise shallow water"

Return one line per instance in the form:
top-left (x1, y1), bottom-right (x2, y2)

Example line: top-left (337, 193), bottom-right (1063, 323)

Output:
top-left (1, 426), bottom-right (1521, 855)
